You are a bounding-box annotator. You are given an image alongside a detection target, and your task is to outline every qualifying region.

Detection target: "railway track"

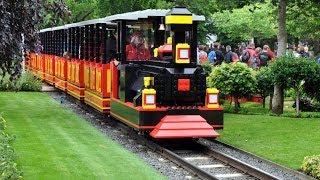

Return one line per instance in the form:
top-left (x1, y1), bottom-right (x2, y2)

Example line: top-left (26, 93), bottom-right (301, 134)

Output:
top-left (146, 140), bottom-right (278, 180)
top-left (46, 89), bottom-right (314, 180)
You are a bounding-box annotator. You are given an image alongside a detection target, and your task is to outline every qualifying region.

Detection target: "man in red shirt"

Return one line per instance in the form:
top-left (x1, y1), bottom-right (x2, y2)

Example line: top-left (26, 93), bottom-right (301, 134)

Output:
top-left (126, 32), bottom-right (150, 60)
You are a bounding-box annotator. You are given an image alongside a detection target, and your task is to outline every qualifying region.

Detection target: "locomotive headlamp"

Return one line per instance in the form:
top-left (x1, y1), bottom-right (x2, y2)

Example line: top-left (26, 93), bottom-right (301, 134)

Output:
top-left (206, 88), bottom-right (219, 109)
top-left (145, 94), bottom-right (155, 105)
top-left (142, 77), bottom-right (156, 109)
top-left (175, 43), bottom-right (190, 64)
top-left (142, 89), bottom-right (156, 109)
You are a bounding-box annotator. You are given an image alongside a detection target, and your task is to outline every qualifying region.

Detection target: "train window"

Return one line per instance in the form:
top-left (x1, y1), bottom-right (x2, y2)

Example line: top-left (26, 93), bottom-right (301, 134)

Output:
top-left (126, 22), bottom-right (154, 61)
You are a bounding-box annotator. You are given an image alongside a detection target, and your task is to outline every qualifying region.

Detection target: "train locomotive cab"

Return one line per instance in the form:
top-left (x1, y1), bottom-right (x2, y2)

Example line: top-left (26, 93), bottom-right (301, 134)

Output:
top-left (110, 7), bottom-right (224, 139)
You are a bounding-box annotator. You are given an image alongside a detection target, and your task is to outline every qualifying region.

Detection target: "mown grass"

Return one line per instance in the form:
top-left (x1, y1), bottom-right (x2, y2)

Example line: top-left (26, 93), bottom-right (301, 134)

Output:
top-left (218, 100), bottom-right (320, 170)
top-left (0, 92), bottom-right (166, 180)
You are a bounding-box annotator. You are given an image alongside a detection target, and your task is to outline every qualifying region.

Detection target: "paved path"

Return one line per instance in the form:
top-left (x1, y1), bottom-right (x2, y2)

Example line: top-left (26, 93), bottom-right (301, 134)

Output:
top-left (41, 83), bottom-right (56, 92)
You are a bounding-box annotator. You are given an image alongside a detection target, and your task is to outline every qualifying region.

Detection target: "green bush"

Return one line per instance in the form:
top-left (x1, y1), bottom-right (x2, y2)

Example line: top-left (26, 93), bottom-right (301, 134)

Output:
top-left (301, 155), bottom-right (320, 179)
top-left (17, 71), bottom-right (42, 91)
top-left (0, 116), bottom-right (22, 179)
top-left (0, 76), bottom-right (16, 91)
top-left (0, 71), bottom-right (41, 92)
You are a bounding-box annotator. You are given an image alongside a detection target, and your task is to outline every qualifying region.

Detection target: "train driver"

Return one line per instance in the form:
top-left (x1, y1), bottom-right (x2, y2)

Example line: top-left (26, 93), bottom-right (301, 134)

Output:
top-left (126, 31), bottom-right (150, 60)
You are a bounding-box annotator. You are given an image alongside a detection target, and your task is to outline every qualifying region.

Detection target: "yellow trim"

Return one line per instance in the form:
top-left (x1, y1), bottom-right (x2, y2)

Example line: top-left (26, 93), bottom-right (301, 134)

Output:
top-left (68, 90), bottom-right (84, 100)
top-left (85, 90), bottom-right (110, 101)
top-left (207, 88), bottom-right (219, 94)
top-left (85, 99), bottom-right (110, 111)
top-left (165, 15), bottom-right (192, 24)
top-left (107, 69), bottom-right (111, 93)
top-left (110, 112), bottom-right (139, 129)
top-left (67, 82), bottom-right (85, 90)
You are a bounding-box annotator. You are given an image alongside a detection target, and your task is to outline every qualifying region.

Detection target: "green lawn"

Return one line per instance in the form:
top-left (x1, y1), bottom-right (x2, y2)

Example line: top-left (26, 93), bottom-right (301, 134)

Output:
top-left (0, 92), bottom-right (166, 180)
top-left (217, 113), bottom-right (320, 170)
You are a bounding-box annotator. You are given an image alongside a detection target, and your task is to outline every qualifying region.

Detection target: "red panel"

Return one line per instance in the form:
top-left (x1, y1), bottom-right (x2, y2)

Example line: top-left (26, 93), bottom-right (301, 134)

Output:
top-left (111, 62), bottom-right (119, 99)
top-left (150, 115), bottom-right (220, 139)
top-left (178, 79), bottom-right (190, 91)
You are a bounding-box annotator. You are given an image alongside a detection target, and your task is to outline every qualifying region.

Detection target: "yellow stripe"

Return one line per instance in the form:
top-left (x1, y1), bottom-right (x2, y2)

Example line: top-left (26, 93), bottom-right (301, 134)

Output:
top-left (67, 82), bottom-right (85, 90)
top-left (107, 69), bottom-right (111, 93)
top-left (68, 90), bottom-right (84, 100)
top-left (165, 15), bottom-right (192, 24)
top-left (85, 99), bottom-right (110, 111)
top-left (85, 90), bottom-right (110, 101)
top-left (110, 112), bottom-right (139, 129)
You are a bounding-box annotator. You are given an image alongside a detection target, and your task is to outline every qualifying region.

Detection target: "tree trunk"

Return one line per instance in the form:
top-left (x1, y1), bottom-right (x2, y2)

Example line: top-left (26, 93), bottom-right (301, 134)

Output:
top-left (272, 0), bottom-right (287, 115)
top-left (272, 85), bottom-right (284, 115)
top-left (262, 97), bottom-right (266, 108)
top-left (277, 0), bottom-right (287, 57)
top-left (235, 96), bottom-right (239, 113)
top-left (269, 94), bottom-right (273, 110)
top-left (295, 88), bottom-right (300, 115)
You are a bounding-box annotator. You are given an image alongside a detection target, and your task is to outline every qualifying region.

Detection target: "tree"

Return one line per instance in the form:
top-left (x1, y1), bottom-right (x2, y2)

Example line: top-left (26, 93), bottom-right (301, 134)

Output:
top-left (256, 67), bottom-right (274, 108)
top-left (0, 0), bottom-right (70, 83)
top-left (211, 2), bottom-right (277, 45)
top-left (269, 57), bottom-right (318, 114)
top-left (0, 0), bottom-right (42, 81)
top-left (207, 62), bottom-right (256, 113)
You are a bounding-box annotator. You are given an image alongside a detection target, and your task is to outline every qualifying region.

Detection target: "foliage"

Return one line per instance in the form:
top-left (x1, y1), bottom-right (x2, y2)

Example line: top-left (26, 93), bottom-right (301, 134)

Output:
top-left (200, 61), bottom-right (213, 75)
top-left (0, 115), bottom-right (22, 179)
top-left (287, 0), bottom-right (320, 39)
top-left (1, 0), bottom-right (70, 83)
top-left (0, 0), bottom-right (42, 79)
top-left (211, 1), bottom-right (277, 44)
top-left (255, 67), bottom-right (273, 108)
top-left (303, 63), bottom-right (320, 102)
top-left (269, 56), bottom-right (319, 113)
top-left (292, 98), bottom-right (320, 112)
top-left (207, 62), bottom-right (256, 112)
top-left (0, 71), bottom-right (42, 92)
top-left (301, 155), bottom-right (320, 179)
top-left (17, 71), bottom-right (42, 92)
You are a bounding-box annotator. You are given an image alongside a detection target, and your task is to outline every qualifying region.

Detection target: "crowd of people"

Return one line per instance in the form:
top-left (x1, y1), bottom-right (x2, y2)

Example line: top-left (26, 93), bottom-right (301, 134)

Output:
top-left (197, 42), bottom-right (317, 69)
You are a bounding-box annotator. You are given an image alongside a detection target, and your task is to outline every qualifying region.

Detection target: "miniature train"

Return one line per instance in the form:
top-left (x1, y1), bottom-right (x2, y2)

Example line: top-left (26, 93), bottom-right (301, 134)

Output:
top-left (27, 7), bottom-right (223, 139)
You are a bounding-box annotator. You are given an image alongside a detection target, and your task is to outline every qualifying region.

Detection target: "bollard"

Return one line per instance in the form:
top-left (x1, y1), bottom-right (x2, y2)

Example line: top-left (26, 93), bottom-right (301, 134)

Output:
top-left (60, 95), bottom-right (65, 104)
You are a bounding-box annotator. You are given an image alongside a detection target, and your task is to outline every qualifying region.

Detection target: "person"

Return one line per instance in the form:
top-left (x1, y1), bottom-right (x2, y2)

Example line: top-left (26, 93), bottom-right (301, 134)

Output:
top-left (126, 31), bottom-right (150, 60)
top-left (259, 45), bottom-right (272, 67)
top-left (198, 45), bottom-right (208, 63)
top-left (224, 45), bottom-right (233, 64)
top-left (241, 43), bottom-right (255, 64)
top-left (286, 45), bottom-right (295, 58)
top-left (248, 47), bottom-right (260, 70)
top-left (212, 42), bottom-right (224, 66)
top-left (105, 31), bottom-right (119, 66)
top-left (265, 45), bottom-right (275, 60)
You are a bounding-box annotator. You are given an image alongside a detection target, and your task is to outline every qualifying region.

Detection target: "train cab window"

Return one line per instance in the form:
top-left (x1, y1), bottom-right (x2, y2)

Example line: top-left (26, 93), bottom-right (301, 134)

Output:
top-left (125, 22), bottom-right (154, 61)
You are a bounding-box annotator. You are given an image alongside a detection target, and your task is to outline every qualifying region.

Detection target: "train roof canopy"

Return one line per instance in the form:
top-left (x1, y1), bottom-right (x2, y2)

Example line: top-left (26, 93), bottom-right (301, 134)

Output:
top-left (103, 9), bottom-right (205, 22)
top-left (40, 9), bottom-right (205, 33)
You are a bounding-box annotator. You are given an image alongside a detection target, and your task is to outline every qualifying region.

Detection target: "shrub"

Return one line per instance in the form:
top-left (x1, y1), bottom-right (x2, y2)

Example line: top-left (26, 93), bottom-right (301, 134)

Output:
top-left (0, 76), bottom-right (16, 91)
top-left (292, 98), bottom-right (320, 112)
top-left (0, 115), bottom-right (22, 179)
top-left (0, 71), bottom-right (41, 92)
top-left (301, 155), bottom-right (320, 179)
top-left (17, 71), bottom-right (42, 91)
